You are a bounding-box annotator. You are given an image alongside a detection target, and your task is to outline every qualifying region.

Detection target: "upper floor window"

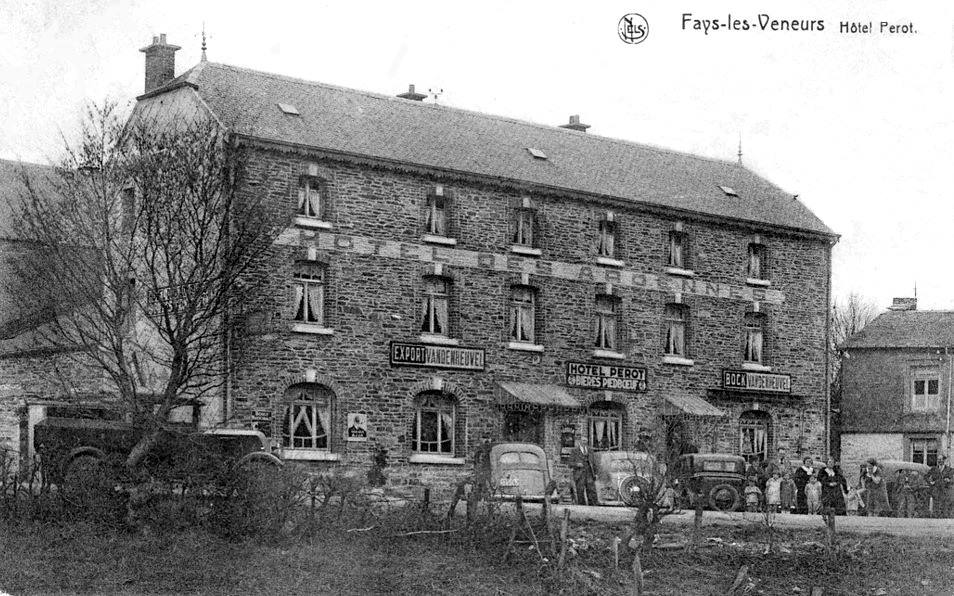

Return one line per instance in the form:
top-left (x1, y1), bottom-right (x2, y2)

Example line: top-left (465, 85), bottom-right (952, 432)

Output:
top-left (747, 243), bottom-right (767, 279)
top-left (595, 295), bottom-right (619, 351)
top-left (668, 231), bottom-right (687, 269)
top-left (597, 219), bottom-right (616, 258)
top-left (743, 312), bottom-right (765, 364)
top-left (513, 209), bottom-right (535, 247)
top-left (298, 176), bottom-right (323, 219)
top-left (509, 286), bottom-right (536, 344)
top-left (293, 261), bottom-right (325, 324)
top-left (913, 373), bottom-right (940, 411)
top-left (420, 276), bottom-right (450, 336)
top-left (281, 383), bottom-right (333, 451)
top-left (664, 303), bottom-right (689, 356)
top-left (425, 190), bottom-right (448, 236)
top-left (413, 392), bottom-right (456, 455)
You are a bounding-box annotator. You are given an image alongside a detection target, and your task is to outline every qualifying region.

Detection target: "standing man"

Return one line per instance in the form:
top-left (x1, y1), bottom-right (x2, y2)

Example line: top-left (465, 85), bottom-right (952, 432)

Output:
top-left (928, 455), bottom-right (954, 517)
top-left (569, 438), bottom-right (599, 506)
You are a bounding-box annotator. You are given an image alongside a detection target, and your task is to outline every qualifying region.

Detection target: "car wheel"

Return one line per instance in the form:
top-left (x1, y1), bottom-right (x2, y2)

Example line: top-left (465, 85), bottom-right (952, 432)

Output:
top-left (708, 483), bottom-right (741, 511)
top-left (619, 475), bottom-right (651, 507)
top-left (62, 455), bottom-right (109, 506)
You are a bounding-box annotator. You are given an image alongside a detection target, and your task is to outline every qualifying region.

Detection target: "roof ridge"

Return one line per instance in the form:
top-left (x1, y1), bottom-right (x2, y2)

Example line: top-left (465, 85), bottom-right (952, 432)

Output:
top-left (197, 62), bottom-right (748, 172)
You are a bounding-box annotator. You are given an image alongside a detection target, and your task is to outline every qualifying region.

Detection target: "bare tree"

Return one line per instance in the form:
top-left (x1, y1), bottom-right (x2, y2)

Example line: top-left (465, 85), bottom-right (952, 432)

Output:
top-left (11, 102), bottom-right (282, 468)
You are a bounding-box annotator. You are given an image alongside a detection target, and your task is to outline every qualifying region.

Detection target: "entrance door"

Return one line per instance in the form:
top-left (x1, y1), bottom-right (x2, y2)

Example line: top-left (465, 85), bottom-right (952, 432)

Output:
top-left (503, 410), bottom-right (543, 444)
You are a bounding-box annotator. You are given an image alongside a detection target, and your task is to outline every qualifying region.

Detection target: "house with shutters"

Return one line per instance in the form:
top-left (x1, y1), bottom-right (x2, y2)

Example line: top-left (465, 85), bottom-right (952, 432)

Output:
top-left (31, 34), bottom-right (837, 494)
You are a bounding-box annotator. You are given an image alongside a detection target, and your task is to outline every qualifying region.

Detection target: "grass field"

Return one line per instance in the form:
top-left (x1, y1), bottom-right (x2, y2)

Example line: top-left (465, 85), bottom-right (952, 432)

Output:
top-left (1, 519), bottom-right (953, 595)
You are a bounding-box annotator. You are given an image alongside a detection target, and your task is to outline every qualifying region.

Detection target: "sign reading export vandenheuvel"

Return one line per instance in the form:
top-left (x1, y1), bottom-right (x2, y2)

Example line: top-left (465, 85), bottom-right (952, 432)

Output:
top-left (566, 362), bottom-right (648, 392)
top-left (722, 369), bottom-right (791, 394)
top-left (389, 341), bottom-right (485, 371)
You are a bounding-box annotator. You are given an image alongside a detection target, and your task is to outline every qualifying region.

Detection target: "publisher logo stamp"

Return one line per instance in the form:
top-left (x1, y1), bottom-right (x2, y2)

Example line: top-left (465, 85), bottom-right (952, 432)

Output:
top-left (618, 13), bottom-right (649, 44)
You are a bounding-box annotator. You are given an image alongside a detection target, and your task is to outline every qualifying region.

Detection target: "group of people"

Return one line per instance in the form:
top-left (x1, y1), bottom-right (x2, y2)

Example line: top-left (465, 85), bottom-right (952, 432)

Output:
top-left (743, 451), bottom-right (849, 514)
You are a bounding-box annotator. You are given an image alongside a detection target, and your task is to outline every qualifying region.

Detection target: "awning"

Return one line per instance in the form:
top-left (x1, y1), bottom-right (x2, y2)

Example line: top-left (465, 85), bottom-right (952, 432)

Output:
top-left (495, 382), bottom-right (582, 410)
top-left (663, 394), bottom-right (726, 417)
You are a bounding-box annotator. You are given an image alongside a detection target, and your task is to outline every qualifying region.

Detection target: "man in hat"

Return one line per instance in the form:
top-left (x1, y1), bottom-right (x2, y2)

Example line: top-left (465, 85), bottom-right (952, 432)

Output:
top-left (569, 437), bottom-right (599, 506)
top-left (927, 454), bottom-right (953, 517)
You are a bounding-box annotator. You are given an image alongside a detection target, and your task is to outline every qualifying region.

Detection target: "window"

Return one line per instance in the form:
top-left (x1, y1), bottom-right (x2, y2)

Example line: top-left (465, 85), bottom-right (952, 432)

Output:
top-left (668, 231), bottom-right (687, 268)
top-left (747, 243), bottom-right (766, 279)
top-left (281, 384), bottom-right (332, 450)
top-left (425, 193), bottom-right (448, 236)
top-left (509, 286), bottom-right (536, 344)
top-left (293, 261), bottom-right (325, 324)
top-left (739, 411), bottom-right (772, 463)
top-left (911, 438), bottom-right (939, 467)
top-left (913, 374), bottom-right (940, 411)
top-left (420, 276), bottom-right (449, 336)
top-left (743, 313), bottom-right (765, 364)
top-left (298, 177), bottom-right (322, 219)
top-left (588, 402), bottom-right (623, 451)
top-left (513, 209), bottom-right (535, 247)
top-left (597, 219), bottom-right (616, 258)
top-left (413, 392), bottom-right (455, 454)
top-left (664, 304), bottom-right (688, 356)
top-left (595, 295), bottom-right (619, 350)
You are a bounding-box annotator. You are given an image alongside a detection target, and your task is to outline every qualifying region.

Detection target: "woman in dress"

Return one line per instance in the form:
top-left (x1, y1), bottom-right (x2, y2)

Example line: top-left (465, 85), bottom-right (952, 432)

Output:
top-left (863, 458), bottom-right (890, 516)
top-left (817, 458), bottom-right (848, 515)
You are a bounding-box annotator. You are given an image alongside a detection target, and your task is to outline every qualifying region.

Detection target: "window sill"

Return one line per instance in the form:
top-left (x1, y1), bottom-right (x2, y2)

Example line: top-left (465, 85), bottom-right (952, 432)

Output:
top-left (281, 450), bottom-right (340, 461)
top-left (592, 349), bottom-right (626, 360)
top-left (665, 267), bottom-right (695, 278)
top-left (662, 355), bottom-right (694, 366)
top-left (508, 341), bottom-right (544, 353)
top-left (422, 234), bottom-right (457, 246)
top-left (510, 245), bottom-right (542, 257)
top-left (293, 216), bottom-right (333, 230)
top-left (418, 334), bottom-right (460, 346)
top-left (291, 323), bottom-right (335, 335)
top-left (596, 256), bottom-right (625, 268)
top-left (746, 278), bottom-right (771, 287)
top-left (742, 362), bottom-right (772, 372)
top-left (409, 454), bottom-right (465, 465)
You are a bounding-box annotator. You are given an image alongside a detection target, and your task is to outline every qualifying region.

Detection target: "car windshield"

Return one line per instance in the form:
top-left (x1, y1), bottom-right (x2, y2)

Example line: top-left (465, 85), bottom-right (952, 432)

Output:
top-left (498, 451), bottom-right (541, 466)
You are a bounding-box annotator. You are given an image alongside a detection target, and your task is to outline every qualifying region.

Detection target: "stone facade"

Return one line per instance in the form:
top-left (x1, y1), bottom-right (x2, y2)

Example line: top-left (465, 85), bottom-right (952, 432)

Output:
top-left (227, 145), bottom-right (833, 496)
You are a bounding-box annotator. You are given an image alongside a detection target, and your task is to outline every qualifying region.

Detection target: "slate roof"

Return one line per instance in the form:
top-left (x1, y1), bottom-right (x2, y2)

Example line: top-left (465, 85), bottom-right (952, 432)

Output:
top-left (138, 62), bottom-right (834, 238)
top-left (0, 159), bottom-right (52, 241)
top-left (842, 311), bottom-right (954, 349)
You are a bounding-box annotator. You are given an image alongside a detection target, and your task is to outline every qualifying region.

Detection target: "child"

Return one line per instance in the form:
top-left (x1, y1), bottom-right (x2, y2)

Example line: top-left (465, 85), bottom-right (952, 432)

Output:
top-left (844, 481), bottom-right (865, 516)
top-left (805, 474), bottom-right (822, 514)
top-left (765, 472), bottom-right (782, 513)
top-left (780, 472), bottom-right (796, 513)
top-left (744, 479), bottom-right (762, 513)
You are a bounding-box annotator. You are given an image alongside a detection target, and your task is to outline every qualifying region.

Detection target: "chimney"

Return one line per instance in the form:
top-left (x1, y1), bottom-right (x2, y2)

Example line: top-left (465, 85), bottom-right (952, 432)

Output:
top-left (888, 297), bottom-right (917, 311)
top-left (139, 33), bottom-right (181, 93)
top-left (397, 84), bottom-right (427, 101)
top-left (559, 114), bottom-right (590, 132)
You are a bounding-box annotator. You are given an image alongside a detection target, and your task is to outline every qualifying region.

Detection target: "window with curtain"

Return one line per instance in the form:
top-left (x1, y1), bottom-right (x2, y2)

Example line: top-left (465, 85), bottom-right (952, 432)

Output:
top-left (747, 243), bottom-right (766, 279)
top-left (588, 404), bottom-right (622, 451)
top-left (911, 438), bottom-right (939, 467)
top-left (509, 285), bottom-right (536, 343)
top-left (298, 176), bottom-right (323, 219)
top-left (912, 372), bottom-right (940, 411)
top-left (425, 193), bottom-right (448, 236)
top-left (293, 261), bottom-right (325, 324)
top-left (743, 312), bottom-right (765, 364)
top-left (668, 231), bottom-right (687, 268)
top-left (664, 303), bottom-right (688, 356)
top-left (281, 384), bottom-right (332, 450)
top-left (513, 209), bottom-right (535, 246)
top-left (420, 276), bottom-right (449, 335)
top-left (597, 219), bottom-right (616, 257)
top-left (414, 392), bottom-right (455, 454)
top-left (595, 295), bottom-right (619, 350)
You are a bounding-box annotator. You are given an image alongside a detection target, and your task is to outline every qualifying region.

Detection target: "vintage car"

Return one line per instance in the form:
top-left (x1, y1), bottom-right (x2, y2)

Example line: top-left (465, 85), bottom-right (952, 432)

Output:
top-left (483, 442), bottom-right (556, 502)
top-left (33, 405), bottom-right (281, 483)
top-left (672, 453), bottom-right (746, 511)
top-left (592, 450), bottom-right (658, 506)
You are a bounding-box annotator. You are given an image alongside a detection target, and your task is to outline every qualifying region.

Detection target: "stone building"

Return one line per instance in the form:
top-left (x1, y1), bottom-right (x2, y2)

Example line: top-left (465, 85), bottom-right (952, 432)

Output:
top-left (840, 298), bottom-right (953, 474)
top-left (133, 36), bottom-right (835, 492)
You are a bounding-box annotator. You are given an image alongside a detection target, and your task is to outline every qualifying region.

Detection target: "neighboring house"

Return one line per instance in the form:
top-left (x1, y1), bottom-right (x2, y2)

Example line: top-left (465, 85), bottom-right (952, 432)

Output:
top-left (0, 159), bottom-right (106, 468)
top-left (840, 297), bottom-right (953, 472)
top-left (129, 35), bottom-right (837, 492)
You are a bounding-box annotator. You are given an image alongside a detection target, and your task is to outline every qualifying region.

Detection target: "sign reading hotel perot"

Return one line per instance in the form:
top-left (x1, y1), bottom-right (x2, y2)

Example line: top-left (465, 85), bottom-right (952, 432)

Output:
top-left (722, 369), bottom-right (791, 394)
top-left (390, 341), bottom-right (485, 371)
top-left (566, 362), bottom-right (648, 392)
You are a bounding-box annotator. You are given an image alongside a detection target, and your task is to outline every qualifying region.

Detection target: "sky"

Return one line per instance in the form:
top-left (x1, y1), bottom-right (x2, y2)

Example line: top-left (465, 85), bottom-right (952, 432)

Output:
top-left (1, 0), bottom-right (952, 310)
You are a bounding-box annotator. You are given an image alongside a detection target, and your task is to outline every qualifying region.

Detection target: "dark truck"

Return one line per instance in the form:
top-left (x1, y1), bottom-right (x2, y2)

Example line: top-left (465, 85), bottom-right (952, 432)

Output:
top-left (33, 405), bottom-right (281, 484)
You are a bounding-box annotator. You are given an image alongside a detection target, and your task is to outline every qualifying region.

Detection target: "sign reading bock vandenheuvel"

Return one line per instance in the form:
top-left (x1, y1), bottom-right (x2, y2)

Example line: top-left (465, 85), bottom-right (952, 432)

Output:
top-left (566, 362), bottom-right (648, 392)
top-left (722, 369), bottom-right (791, 394)
top-left (390, 341), bottom-right (485, 371)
